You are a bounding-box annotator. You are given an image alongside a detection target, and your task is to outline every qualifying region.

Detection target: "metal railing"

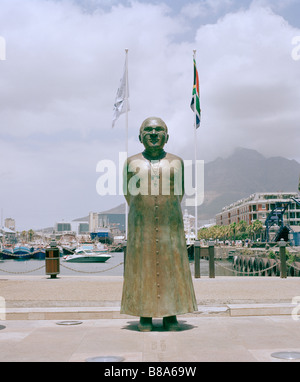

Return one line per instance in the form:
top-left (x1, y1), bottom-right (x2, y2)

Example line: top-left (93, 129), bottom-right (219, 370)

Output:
top-left (0, 244), bottom-right (125, 275)
top-left (1, 240), bottom-right (299, 278)
top-left (193, 239), bottom-right (300, 279)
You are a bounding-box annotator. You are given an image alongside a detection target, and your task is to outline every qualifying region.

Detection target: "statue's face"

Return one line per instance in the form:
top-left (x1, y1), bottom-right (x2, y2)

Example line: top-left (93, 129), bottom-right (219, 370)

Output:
top-left (139, 118), bottom-right (169, 152)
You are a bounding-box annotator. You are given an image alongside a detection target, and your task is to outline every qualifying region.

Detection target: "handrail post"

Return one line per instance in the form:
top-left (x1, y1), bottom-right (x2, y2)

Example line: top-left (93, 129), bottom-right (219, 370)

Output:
top-left (208, 240), bottom-right (215, 279)
top-left (279, 239), bottom-right (287, 279)
top-left (194, 240), bottom-right (200, 278)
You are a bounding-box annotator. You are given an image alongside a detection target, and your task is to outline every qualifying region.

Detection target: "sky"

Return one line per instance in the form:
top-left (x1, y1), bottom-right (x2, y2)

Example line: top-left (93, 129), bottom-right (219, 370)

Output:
top-left (0, 0), bottom-right (300, 231)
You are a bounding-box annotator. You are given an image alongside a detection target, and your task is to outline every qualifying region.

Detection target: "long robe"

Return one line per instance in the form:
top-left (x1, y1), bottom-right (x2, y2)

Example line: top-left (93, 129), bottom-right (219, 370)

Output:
top-left (120, 152), bottom-right (197, 318)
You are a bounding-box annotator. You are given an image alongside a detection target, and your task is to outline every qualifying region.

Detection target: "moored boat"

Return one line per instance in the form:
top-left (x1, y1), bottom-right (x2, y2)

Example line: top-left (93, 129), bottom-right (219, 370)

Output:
top-left (1, 247), bottom-right (14, 260)
top-left (63, 247), bottom-right (111, 263)
top-left (13, 246), bottom-right (31, 260)
top-left (61, 245), bottom-right (77, 255)
top-left (82, 242), bottom-right (108, 253)
top-left (32, 247), bottom-right (46, 260)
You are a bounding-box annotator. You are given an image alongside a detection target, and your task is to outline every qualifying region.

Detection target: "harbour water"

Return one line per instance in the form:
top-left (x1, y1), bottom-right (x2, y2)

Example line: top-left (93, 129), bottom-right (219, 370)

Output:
top-left (0, 254), bottom-right (235, 277)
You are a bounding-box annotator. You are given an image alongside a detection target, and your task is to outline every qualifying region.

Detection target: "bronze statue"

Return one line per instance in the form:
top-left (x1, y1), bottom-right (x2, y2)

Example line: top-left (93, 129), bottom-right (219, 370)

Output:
top-left (120, 117), bottom-right (197, 331)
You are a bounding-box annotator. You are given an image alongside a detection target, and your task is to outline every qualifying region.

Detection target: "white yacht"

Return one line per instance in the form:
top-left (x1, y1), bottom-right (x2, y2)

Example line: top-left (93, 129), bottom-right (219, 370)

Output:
top-left (63, 247), bottom-right (111, 263)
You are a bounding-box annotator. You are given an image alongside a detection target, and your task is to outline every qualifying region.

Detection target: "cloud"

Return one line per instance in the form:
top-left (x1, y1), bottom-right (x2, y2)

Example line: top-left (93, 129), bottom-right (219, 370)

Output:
top-left (190, 4), bottom-right (300, 161)
top-left (181, 0), bottom-right (235, 19)
top-left (0, 0), bottom-right (299, 229)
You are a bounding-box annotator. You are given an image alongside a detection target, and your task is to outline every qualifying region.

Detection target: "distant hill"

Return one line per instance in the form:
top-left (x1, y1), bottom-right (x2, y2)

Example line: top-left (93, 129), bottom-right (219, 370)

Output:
top-left (187, 147), bottom-right (300, 220)
top-left (100, 204), bottom-right (126, 214)
top-left (74, 147), bottom-right (300, 225)
top-left (73, 204), bottom-right (126, 222)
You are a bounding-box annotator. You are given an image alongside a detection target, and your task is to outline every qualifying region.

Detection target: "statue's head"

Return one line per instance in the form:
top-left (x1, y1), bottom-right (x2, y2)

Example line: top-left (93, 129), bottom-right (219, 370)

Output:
top-left (139, 117), bottom-right (169, 154)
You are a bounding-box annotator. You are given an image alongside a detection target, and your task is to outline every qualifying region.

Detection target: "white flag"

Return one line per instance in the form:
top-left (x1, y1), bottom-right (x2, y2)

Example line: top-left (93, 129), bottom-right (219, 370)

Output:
top-left (112, 54), bottom-right (129, 128)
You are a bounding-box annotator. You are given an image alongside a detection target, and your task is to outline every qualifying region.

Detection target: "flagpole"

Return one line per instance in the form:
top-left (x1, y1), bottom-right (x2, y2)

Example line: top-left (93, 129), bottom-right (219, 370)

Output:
top-left (125, 48), bottom-right (129, 240)
top-left (193, 49), bottom-right (198, 239)
top-left (125, 49), bottom-right (129, 155)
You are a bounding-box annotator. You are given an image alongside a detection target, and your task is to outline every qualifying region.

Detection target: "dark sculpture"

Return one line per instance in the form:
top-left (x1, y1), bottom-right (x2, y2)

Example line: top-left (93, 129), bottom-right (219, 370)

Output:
top-left (120, 117), bottom-right (197, 331)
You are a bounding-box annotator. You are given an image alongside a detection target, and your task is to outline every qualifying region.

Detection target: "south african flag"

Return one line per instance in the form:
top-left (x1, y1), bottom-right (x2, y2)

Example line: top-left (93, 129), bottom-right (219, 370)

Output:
top-left (190, 57), bottom-right (201, 128)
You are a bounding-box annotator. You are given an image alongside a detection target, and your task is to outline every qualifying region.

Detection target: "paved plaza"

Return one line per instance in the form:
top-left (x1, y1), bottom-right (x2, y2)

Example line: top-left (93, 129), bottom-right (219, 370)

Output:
top-left (0, 276), bottom-right (300, 362)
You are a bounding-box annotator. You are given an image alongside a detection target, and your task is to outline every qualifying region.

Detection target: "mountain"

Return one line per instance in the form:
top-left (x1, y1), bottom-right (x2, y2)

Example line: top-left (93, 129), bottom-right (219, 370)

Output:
top-left (187, 147), bottom-right (300, 220)
top-left (72, 204), bottom-right (126, 222)
top-left (74, 148), bottom-right (300, 224)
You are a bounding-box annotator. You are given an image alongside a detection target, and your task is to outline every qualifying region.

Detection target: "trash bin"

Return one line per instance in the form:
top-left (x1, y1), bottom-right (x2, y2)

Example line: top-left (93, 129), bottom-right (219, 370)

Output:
top-left (45, 240), bottom-right (60, 278)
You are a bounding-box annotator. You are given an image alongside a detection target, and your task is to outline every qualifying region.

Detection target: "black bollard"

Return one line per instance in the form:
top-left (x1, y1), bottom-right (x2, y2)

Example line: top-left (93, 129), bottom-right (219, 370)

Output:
top-left (279, 239), bottom-right (287, 279)
top-left (208, 240), bottom-right (215, 279)
top-left (194, 240), bottom-right (200, 278)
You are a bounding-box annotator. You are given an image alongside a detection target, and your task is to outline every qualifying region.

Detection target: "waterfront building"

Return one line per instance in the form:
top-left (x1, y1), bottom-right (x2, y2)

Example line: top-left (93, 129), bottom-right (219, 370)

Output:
top-left (55, 221), bottom-right (72, 233)
top-left (0, 226), bottom-right (16, 244)
top-left (215, 192), bottom-right (300, 228)
top-left (183, 209), bottom-right (196, 243)
top-left (4, 218), bottom-right (15, 231)
top-left (89, 211), bottom-right (125, 234)
top-left (89, 212), bottom-right (98, 232)
top-left (55, 221), bottom-right (90, 236)
top-left (78, 222), bottom-right (89, 234)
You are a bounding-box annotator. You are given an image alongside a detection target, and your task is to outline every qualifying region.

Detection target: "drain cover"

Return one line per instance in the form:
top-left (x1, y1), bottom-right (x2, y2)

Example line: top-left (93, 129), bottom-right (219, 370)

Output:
top-left (86, 356), bottom-right (124, 362)
top-left (56, 321), bottom-right (83, 326)
top-left (271, 352), bottom-right (300, 360)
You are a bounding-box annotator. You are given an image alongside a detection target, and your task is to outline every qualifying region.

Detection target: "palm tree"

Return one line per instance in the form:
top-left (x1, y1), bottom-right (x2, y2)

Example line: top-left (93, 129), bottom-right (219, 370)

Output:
top-left (246, 224), bottom-right (253, 241)
top-left (229, 222), bottom-right (237, 241)
top-left (21, 230), bottom-right (27, 241)
top-left (198, 227), bottom-right (209, 240)
top-left (28, 229), bottom-right (35, 242)
top-left (236, 220), bottom-right (248, 240)
top-left (252, 220), bottom-right (264, 241)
